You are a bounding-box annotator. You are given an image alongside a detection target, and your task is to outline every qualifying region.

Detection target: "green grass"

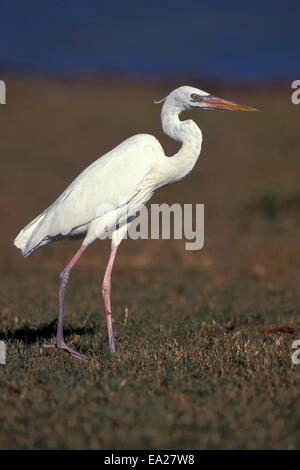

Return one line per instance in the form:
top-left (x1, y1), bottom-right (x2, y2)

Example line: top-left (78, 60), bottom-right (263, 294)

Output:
top-left (0, 79), bottom-right (300, 449)
top-left (248, 187), bottom-right (300, 219)
top-left (1, 274), bottom-right (299, 449)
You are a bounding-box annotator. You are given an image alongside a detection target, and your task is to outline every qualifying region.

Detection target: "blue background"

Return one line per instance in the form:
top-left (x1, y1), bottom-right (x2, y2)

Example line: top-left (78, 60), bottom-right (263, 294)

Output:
top-left (0, 0), bottom-right (299, 84)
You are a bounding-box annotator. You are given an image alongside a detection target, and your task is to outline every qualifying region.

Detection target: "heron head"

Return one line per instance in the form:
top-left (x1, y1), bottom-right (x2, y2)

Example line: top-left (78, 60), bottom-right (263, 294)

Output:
top-left (155, 85), bottom-right (257, 112)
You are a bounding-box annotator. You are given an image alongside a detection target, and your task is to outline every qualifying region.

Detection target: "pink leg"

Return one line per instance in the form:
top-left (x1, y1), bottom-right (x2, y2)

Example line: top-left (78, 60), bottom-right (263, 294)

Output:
top-left (43, 245), bottom-right (88, 360)
top-left (102, 244), bottom-right (118, 353)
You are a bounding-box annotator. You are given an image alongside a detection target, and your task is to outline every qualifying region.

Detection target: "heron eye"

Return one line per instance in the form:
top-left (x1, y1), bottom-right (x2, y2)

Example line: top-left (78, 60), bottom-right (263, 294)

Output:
top-left (191, 93), bottom-right (198, 100)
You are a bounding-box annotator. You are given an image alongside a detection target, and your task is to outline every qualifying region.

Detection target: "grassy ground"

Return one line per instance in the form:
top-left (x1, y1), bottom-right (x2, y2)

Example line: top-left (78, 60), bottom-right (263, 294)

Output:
top-left (0, 78), bottom-right (300, 449)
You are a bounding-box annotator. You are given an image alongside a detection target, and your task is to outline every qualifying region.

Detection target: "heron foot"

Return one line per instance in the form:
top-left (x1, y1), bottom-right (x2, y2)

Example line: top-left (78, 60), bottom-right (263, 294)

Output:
top-left (42, 341), bottom-right (88, 360)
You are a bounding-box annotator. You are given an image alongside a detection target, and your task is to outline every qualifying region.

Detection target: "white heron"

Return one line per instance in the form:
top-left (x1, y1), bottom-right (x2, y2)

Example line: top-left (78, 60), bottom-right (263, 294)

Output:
top-left (14, 85), bottom-right (256, 359)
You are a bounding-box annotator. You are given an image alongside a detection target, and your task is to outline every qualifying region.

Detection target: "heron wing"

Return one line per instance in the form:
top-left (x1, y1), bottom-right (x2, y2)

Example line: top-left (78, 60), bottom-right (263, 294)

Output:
top-left (25, 134), bottom-right (161, 253)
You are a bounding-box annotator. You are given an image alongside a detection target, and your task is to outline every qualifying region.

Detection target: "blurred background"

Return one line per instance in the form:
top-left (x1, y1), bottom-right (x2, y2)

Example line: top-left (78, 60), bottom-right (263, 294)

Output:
top-left (0, 0), bottom-right (299, 84)
top-left (1, 0), bottom-right (300, 450)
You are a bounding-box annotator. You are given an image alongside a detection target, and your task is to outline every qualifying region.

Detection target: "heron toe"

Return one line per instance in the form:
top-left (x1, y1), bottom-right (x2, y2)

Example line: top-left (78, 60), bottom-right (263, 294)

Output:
top-left (42, 341), bottom-right (88, 360)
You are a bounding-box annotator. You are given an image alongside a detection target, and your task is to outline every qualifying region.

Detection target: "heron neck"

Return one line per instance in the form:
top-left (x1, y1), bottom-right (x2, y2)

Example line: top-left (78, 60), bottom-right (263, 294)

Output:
top-left (161, 104), bottom-right (203, 181)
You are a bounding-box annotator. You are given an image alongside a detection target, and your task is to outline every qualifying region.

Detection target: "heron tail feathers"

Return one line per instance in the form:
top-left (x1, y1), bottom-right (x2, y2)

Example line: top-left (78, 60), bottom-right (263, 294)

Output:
top-left (14, 211), bottom-right (48, 257)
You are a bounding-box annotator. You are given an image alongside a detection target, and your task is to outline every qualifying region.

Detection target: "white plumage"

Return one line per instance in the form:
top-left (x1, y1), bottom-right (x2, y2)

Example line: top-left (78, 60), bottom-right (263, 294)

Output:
top-left (15, 134), bottom-right (160, 256)
top-left (14, 85), bottom-right (255, 358)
